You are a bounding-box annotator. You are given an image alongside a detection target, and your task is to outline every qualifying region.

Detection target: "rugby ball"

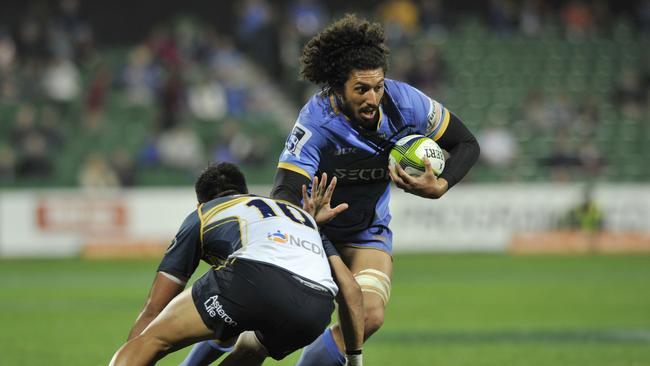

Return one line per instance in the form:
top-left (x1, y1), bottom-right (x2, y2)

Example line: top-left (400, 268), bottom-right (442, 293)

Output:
top-left (389, 135), bottom-right (445, 176)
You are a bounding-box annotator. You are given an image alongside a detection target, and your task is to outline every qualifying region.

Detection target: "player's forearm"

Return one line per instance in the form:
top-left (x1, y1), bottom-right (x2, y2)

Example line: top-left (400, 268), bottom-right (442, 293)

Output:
top-left (439, 139), bottom-right (480, 188)
top-left (437, 113), bottom-right (480, 188)
top-left (330, 258), bottom-right (364, 352)
top-left (127, 272), bottom-right (185, 340)
top-left (127, 309), bottom-right (159, 340)
top-left (337, 289), bottom-right (364, 352)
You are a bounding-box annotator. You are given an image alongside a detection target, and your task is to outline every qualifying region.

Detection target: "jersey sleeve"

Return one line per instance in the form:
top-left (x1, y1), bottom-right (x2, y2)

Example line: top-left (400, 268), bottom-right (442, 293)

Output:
top-left (157, 210), bottom-right (202, 279)
top-left (277, 118), bottom-right (326, 180)
top-left (402, 83), bottom-right (451, 142)
top-left (320, 232), bottom-right (340, 258)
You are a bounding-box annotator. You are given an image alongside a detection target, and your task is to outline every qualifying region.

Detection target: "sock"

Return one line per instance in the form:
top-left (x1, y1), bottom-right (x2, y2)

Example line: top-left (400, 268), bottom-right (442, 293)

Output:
top-left (295, 328), bottom-right (345, 366)
top-left (179, 340), bottom-right (232, 366)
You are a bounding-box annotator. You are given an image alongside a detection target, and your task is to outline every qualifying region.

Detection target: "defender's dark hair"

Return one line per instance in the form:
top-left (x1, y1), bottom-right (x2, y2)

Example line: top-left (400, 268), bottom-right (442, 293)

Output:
top-left (299, 14), bottom-right (390, 92)
top-left (195, 162), bottom-right (248, 204)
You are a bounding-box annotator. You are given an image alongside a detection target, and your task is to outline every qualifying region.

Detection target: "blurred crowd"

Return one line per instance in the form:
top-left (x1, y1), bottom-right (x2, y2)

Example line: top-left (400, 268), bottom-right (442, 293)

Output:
top-left (0, 0), bottom-right (648, 187)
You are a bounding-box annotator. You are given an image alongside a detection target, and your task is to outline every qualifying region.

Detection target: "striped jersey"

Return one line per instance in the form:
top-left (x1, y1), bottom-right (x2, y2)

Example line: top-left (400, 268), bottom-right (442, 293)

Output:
top-left (160, 194), bottom-right (338, 295)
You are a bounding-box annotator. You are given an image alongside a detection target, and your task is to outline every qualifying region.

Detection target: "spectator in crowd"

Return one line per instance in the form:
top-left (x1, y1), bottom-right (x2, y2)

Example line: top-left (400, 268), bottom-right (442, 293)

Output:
top-left (519, 0), bottom-right (547, 36)
top-left (83, 62), bottom-right (112, 132)
top-left (562, 185), bottom-right (604, 233)
top-left (10, 104), bottom-right (40, 151)
top-left (42, 55), bottom-right (81, 117)
top-left (376, 0), bottom-right (420, 43)
top-left (0, 30), bottom-right (18, 101)
top-left (638, 0), bottom-right (650, 32)
top-left (477, 120), bottom-right (518, 171)
top-left (157, 67), bottom-right (184, 131)
top-left (578, 140), bottom-right (606, 178)
top-left (539, 131), bottom-right (581, 182)
top-left (486, 0), bottom-right (519, 34)
top-left (574, 95), bottom-right (600, 138)
top-left (405, 42), bottom-right (447, 97)
top-left (419, 0), bottom-right (447, 32)
top-left (120, 44), bottom-right (160, 108)
top-left (613, 69), bottom-right (647, 118)
top-left (235, 0), bottom-right (280, 76)
top-left (110, 147), bottom-right (137, 187)
top-left (16, 132), bottom-right (54, 179)
top-left (78, 152), bottom-right (120, 188)
top-left (40, 106), bottom-right (65, 151)
top-left (187, 73), bottom-right (227, 121)
top-left (0, 144), bottom-right (16, 181)
top-left (156, 125), bottom-right (204, 173)
top-left (561, 0), bottom-right (594, 38)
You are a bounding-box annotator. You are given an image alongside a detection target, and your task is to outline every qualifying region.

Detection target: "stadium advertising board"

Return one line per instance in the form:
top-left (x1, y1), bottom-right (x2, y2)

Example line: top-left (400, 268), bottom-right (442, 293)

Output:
top-left (0, 184), bottom-right (649, 257)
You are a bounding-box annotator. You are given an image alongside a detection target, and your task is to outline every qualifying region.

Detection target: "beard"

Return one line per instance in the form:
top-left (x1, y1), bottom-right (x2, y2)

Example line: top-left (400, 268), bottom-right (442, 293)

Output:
top-left (340, 97), bottom-right (379, 130)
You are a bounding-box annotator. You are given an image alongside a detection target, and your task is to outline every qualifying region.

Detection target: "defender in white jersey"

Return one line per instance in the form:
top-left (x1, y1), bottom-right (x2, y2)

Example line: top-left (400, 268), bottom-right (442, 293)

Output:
top-left (110, 164), bottom-right (364, 366)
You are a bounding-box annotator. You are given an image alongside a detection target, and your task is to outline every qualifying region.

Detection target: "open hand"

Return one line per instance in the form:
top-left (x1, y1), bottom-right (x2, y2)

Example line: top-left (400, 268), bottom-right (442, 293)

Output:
top-left (302, 173), bottom-right (349, 225)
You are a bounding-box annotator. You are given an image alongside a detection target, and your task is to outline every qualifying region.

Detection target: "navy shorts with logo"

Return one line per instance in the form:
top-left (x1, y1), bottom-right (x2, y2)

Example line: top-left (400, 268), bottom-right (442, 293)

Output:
top-left (191, 258), bottom-right (335, 360)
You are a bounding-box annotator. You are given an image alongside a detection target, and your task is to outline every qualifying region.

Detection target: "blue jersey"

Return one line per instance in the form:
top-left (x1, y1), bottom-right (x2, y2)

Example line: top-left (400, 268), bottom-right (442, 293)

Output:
top-left (278, 79), bottom-right (451, 242)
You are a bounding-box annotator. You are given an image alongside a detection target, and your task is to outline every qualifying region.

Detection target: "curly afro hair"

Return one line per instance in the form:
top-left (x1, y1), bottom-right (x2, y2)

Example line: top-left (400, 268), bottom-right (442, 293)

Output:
top-left (299, 14), bottom-right (390, 92)
top-left (195, 162), bottom-right (248, 203)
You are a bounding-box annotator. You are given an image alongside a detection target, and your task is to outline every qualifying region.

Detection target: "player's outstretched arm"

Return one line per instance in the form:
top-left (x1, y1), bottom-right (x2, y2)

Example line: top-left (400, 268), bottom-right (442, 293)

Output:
top-left (127, 272), bottom-right (186, 340)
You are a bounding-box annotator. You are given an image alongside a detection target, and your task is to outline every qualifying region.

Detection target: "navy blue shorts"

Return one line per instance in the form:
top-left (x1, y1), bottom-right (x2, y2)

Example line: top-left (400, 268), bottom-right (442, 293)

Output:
top-left (191, 258), bottom-right (335, 360)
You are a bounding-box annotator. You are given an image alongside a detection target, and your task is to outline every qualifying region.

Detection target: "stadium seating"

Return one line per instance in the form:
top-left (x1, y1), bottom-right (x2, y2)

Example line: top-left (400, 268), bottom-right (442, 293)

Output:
top-left (0, 19), bottom-right (647, 187)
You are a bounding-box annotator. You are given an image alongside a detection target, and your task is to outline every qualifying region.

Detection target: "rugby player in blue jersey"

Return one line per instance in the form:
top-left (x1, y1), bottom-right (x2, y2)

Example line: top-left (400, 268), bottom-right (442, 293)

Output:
top-left (270, 14), bottom-right (481, 366)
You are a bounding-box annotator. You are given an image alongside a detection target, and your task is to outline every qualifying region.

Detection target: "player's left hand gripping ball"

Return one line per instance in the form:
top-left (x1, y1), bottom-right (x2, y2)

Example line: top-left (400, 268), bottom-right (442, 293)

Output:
top-left (389, 158), bottom-right (448, 198)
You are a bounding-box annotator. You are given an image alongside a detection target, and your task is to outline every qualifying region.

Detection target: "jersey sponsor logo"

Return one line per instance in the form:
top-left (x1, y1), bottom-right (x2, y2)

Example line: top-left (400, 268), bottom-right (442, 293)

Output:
top-left (267, 230), bottom-right (325, 257)
top-left (204, 295), bottom-right (238, 326)
top-left (334, 168), bottom-right (389, 182)
top-left (267, 230), bottom-right (288, 243)
top-left (426, 98), bottom-right (443, 135)
top-left (285, 123), bottom-right (312, 157)
top-left (334, 147), bottom-right (358, 156)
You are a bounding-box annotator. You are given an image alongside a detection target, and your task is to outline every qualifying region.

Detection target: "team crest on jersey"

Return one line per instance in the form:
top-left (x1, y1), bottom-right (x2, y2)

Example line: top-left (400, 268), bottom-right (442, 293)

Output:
top-left (426, 98), bottom-right (443, 134)
top-left (267, 230), bottom-right (288, 243)
top-left (285, 123), bottom-right (312, 157)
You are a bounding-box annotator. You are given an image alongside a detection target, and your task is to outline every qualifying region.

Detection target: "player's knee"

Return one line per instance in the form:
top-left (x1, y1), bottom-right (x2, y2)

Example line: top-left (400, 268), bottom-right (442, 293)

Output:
top-left (363, 303), bottom-right (385, 337)
top-left (141, 333), bottom-right (174, 354)
top-left (354, 268), bottom-right (391, 337)
top-left (232, 331), bottom-right (268, 361)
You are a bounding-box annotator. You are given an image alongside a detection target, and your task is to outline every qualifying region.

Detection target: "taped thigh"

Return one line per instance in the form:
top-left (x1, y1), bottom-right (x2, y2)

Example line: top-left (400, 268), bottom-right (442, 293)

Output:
top-left (354, 269), bottom-right (391, 305)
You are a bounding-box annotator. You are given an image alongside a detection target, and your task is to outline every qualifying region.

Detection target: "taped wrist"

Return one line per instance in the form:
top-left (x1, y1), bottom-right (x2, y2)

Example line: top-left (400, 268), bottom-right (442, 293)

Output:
top-left (345, 352), bottom-right (363, 366)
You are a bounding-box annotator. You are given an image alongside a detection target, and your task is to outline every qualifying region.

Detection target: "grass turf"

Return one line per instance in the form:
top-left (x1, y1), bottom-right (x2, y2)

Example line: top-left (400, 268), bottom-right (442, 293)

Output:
top-left (0, 254), bottom-right (649, 366)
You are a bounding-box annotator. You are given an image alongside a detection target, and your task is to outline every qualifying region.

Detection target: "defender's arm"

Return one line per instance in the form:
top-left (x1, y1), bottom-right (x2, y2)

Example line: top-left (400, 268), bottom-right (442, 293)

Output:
top-left (127, 272), bottom-right (186, 340)
top-left (325, 242), bottom-right (364, 363)
top-left (127, 210), bottom-right (202, 339)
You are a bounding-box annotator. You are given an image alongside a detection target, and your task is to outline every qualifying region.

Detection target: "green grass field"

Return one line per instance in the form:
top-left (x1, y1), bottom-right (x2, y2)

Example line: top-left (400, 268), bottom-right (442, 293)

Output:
top-left (1, 254), bottom-right (649, 366)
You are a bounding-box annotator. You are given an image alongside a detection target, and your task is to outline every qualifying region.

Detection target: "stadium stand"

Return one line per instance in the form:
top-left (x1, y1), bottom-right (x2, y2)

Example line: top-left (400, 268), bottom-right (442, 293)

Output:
top-left (0, 1), bottom-right (647, 187)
